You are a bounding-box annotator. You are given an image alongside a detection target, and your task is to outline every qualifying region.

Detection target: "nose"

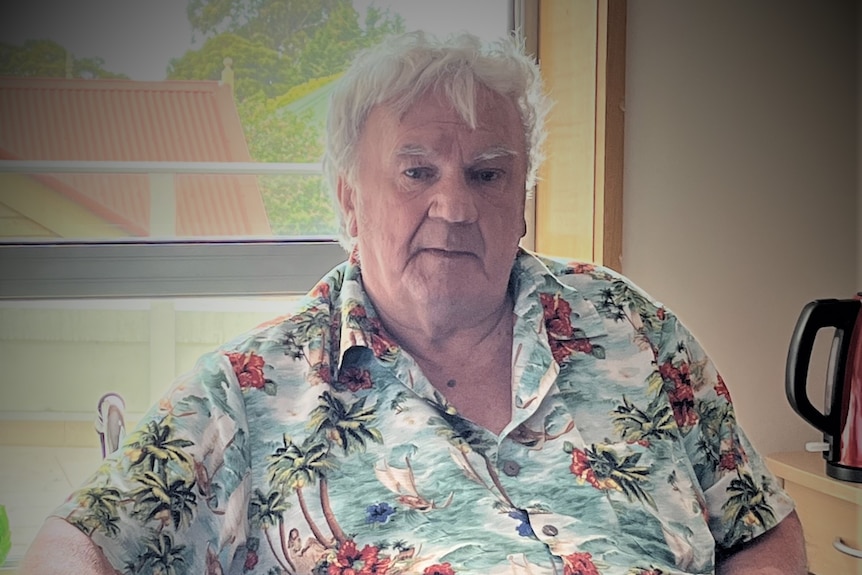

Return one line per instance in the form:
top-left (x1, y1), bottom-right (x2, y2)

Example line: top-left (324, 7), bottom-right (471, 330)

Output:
top-left (427, 173), bottom-right (479, 224)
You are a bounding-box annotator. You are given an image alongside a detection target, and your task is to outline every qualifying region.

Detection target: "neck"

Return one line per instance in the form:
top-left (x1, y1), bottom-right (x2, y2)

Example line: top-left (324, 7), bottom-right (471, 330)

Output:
top-left (372, 292), bottom-right (514, 364)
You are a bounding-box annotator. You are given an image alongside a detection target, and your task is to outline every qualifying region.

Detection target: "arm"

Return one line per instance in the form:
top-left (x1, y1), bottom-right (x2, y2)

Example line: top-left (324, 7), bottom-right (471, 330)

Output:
top-left (18, 517), bottom-right (117, 575)
top-left (716, 510), bottom-right (808, 575)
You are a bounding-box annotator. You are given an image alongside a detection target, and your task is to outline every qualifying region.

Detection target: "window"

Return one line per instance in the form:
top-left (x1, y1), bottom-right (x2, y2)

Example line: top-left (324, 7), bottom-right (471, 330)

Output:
top-left (0, 0), bottom-right (512, 299)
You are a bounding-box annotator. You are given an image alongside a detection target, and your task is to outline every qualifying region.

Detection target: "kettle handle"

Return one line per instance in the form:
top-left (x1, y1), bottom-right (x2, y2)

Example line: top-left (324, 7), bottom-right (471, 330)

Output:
top-left (785, 299), bottom-right (859, 435)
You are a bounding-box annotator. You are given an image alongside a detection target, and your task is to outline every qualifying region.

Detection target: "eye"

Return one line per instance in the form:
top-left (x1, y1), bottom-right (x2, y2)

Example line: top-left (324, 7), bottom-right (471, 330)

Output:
top-left (470, 169), bottom-right (503, 184)
top-left (403, 167), bottom-right (434, 180)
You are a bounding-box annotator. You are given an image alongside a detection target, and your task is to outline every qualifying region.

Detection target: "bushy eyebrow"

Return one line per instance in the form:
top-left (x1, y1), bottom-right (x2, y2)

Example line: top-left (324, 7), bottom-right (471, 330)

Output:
top-left (394, 144), bottom-right (519, 163)
top-left (472, 146), bottom-right (519, 163)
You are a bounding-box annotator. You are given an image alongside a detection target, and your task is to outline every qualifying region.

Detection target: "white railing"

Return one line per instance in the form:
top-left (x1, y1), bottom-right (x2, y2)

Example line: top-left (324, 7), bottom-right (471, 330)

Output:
top-left (0, 160), bottom-right (323, 175)
top-left (0, 161), bottom-right (347, 299)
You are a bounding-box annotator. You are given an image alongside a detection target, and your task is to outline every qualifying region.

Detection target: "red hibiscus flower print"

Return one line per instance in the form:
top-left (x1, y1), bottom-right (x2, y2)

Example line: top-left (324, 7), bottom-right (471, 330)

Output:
top-left (227, 351), bottom-right (267, 390)
top-left (714, 373), bottom-right (732, 402)
top-left (311, 281), bottom-right (331, 301)
top-left (566, 262), bottom-right (596, 274)
top-left (719, 450), bottom-right (739, 471)
top-left (568, 448), bottom-right (601, 489)
top-left (243, 549), bottom-right (259, 571)
top-left (369, 330), bottom-right (396, 358)
top-left (328, 540), bottom-right (391, 575)
top-left (548, 339), bottom-right (572, 364)
top-left (541, 293), bottom-right (574, 339)
top-left (338, 367), bottom-right (373, 392)
top-left (541, 293), bottom-right (600, 364)
top-left (562, 551), bottom-right (601, 575)
top-left (659, 361), bottom-right (698, 428)
top-left (423, 563), bottom-right (456, 575)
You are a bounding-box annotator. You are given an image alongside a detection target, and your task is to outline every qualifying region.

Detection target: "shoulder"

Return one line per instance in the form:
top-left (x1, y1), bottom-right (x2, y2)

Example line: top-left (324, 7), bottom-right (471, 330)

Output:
top-left (523, 251), bottom-right (667, 316)
top-left (217, 260), bottom-right (350, 355)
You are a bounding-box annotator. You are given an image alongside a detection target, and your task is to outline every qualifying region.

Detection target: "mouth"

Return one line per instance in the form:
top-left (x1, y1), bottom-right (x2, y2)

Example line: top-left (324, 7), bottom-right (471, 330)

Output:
top-left (420, 248), bottom-right (477, 259)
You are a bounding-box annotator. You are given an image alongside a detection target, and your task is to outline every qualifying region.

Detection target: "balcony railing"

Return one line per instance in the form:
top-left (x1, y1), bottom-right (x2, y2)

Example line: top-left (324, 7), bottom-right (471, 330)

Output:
top-left (0, 161), bottom-right (347, 299)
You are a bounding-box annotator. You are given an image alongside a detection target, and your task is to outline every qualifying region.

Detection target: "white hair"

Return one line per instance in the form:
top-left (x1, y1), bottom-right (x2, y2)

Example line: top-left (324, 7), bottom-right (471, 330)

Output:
top-left (323, 31), bottom-right (551, 250)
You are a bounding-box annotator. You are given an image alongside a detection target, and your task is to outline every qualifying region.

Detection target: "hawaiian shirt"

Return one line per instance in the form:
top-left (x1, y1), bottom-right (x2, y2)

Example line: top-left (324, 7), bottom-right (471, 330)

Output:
top-left (54, 249), bottom-right (794, 575)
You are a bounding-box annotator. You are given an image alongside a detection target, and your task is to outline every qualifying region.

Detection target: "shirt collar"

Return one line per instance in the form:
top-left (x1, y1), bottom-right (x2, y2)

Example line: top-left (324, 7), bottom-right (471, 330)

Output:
top-left (330, 248), bottom-right (608, 373)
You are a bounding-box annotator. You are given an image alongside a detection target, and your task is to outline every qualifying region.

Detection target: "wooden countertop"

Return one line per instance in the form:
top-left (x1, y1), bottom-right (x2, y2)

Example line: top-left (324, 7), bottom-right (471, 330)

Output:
top-left (766, 451), bottom-right (862, 505)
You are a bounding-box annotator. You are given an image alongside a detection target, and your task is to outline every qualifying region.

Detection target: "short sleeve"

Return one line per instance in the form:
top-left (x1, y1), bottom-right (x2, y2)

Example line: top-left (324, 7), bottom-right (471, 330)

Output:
top-left (655, 310), bottom-right (796, 549)
top-left (52, 350), bottom-right (253, 573)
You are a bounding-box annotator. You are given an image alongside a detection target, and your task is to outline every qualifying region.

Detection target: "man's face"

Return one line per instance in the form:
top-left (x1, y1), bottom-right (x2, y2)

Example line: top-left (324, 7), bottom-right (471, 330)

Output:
top-left (338, 87), bottom-right (528, 322)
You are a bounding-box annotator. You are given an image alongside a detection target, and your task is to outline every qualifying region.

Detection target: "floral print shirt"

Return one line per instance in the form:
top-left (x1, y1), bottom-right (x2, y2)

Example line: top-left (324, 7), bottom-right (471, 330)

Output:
top-left (54, 250), bottom-right (794, 575)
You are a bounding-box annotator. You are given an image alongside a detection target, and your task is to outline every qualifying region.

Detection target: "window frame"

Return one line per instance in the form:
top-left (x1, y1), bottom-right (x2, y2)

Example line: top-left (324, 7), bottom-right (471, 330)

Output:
top-left (0, 160), bottom-right (347, 298)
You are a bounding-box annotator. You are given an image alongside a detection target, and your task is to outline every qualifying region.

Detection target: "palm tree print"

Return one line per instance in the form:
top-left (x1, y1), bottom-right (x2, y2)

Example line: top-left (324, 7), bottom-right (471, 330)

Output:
top-left (126, 418), bottom-right (194, 476)
top-left (721, 470), bottom-right (776, 546)
top-left (249, 488), bottom-right (296, 573)
top-left (308, 391), bottom-right (383, 454)
top-left (280, 306), bottom-right (332, 380)
top-left (307, 391), bottom-right (385, 544)
top-left (267, 434), bottom-right (337, 546)
top-left (596, 282), bottom-right (665, 355)
top-left (70, 485), bottom-right (123, 537)
top-left (130, 470), bottom-right (197, 531)
top-left (612, 395), bottom-right (676, 445)
top-left (137, 531), bottom-right (187, 575)
top-left (566, 442), bottom-right (656, 509)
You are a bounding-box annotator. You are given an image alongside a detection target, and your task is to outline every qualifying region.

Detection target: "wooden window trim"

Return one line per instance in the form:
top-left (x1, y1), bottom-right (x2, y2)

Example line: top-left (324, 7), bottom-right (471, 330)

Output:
top-left (529, 0), bottom-right (626, 271)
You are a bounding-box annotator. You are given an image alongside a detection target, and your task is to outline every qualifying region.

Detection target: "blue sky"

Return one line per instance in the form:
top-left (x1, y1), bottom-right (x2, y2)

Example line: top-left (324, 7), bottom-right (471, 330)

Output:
top-left (0, 0), bottom-right (509, 81)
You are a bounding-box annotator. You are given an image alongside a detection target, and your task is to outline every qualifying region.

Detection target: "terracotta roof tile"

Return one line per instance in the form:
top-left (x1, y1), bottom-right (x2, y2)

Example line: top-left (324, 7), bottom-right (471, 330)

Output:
top-left (0, 77), bottom-right (271, 237)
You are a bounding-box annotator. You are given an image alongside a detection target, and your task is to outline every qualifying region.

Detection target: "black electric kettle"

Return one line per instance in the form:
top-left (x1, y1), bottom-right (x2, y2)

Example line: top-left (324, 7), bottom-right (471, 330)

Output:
top-left (786, 295), bottom-right (862, 483)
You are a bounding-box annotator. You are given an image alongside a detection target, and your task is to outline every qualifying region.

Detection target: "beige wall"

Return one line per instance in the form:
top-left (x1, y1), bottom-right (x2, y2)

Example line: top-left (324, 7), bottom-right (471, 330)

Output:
top-left (623, 1), bottom-right (858, 456)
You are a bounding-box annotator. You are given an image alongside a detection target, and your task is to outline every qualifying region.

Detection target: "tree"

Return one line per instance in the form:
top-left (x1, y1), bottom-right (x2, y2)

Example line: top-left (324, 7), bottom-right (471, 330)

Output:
top-left (0, 39), bottom-right (127, 79)
top-left (185, 0), bottom-right (344, 53)
top-left (171, 0), bottom-right (404, 100)
top-left (138, 531), bottom-right (187, 575)
top-left (721, 470), bottom-right (777, 546)
top-left (249, 488), bottom-right (296, 573)
top-left (308, 391), bottom-right (382, 455)
top-left (131, 470), bottom-right (197, 531)
top-left (126, 419), bottom-right (195, 477)
top-left (166, 1), bottom-right (405, 237)
top-left (167, 33), bottom-right (295, 101)
top-left (267, 434), bottom-right (336, 547)
top-left (70, 485), bottom-right (123, 537)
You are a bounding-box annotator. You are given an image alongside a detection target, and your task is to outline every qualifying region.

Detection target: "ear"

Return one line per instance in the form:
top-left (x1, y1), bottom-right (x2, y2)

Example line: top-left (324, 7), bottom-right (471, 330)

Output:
top-left (336, 176), bottom-right (359, 238)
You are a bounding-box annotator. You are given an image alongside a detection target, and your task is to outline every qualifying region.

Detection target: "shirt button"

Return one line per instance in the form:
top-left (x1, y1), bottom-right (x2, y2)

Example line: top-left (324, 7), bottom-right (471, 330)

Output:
top-left (501, 459), bottom-right (521, 477)
top-left (542, 524), bottom-right (559, 537)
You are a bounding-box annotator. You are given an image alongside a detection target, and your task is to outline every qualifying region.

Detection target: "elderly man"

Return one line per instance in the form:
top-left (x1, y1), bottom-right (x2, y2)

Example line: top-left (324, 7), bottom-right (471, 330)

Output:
top-left (22, 32), bottom-right (805, 575)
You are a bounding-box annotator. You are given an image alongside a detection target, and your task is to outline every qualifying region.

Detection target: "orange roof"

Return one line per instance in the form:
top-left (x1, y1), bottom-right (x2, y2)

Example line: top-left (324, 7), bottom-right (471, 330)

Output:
top-left (0, 77), bottom-right (271, 237)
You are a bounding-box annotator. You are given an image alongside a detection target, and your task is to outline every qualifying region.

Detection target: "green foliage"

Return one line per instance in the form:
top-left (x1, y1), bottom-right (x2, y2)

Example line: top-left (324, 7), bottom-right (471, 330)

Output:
top-left (186, 0), bottom-right (345, 55)
top-left (0, 39), bottom-right (128, 79)
top-left (238, 97), bottom-right (337, 236)
top-left (167, 33), bottom-right (298, 100)
top-left (0, 504), bottom-right (10, 566)
top-left (170, 0), bottom-right (405, 237)
top-left (274, 72), bottom-right (342, 109)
